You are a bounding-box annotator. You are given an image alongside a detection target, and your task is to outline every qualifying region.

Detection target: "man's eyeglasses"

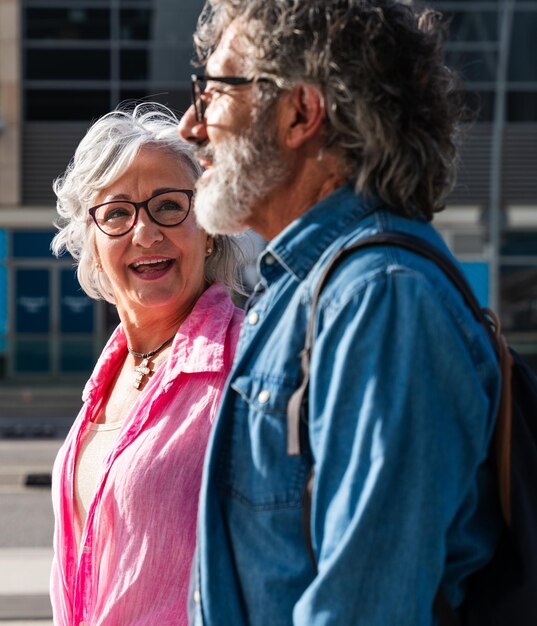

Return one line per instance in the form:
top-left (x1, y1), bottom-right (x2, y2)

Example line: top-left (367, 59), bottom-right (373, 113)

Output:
top-left (88, 189), bottom-right (194, 237)
top-left (190, 73), bottom-right (271, 122)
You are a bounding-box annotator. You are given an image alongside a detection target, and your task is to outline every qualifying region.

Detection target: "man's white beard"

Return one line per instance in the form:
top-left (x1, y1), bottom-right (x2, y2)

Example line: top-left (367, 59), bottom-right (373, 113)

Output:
top-left (193, 121), bottom-right (288, 236)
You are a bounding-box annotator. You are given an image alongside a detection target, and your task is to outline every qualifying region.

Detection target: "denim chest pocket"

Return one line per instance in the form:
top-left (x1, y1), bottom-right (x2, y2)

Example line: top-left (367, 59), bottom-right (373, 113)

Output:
top-left (217, 374), bottom-right (311, 511)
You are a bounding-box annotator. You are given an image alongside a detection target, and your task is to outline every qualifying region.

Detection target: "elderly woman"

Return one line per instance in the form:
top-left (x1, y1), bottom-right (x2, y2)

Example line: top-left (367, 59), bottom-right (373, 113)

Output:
top-left (49, 103), bottom-right (244, 626)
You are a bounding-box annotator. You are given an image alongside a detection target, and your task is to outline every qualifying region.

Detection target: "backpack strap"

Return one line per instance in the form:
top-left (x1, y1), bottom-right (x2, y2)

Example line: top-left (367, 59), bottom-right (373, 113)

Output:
top-left (287, 230), bottom-right (512, 514)
top-left (287, 231), bottom-right (513, 626)
top-left (288, 231), bottom-right (497, 455)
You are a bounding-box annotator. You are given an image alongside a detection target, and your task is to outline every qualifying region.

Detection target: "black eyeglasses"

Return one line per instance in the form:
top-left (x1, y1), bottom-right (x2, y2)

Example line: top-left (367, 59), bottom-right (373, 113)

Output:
top-left (88, 189), bottom-right (194, 237)
top-left (190, 73), bottom-right (271, 122)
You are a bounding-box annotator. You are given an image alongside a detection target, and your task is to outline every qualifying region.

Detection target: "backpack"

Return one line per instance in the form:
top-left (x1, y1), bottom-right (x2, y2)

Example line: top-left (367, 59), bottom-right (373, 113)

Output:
top-left (286, 231), bottom-right (537, 626)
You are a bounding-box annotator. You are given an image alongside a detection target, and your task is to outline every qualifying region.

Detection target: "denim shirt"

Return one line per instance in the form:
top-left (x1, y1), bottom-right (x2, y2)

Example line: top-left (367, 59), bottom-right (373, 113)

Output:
top-left (190, 186), bottom-right (501, 626)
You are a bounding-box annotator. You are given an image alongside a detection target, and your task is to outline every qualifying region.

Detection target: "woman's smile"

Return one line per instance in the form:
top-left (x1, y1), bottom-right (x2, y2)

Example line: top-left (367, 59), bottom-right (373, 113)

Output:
top-left (129, 255), bottom-right (175, 279)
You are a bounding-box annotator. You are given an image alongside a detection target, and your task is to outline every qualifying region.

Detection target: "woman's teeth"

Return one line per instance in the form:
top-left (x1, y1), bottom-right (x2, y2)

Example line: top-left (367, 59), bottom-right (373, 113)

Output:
top-left (131, 259), bottom-right (172, 272)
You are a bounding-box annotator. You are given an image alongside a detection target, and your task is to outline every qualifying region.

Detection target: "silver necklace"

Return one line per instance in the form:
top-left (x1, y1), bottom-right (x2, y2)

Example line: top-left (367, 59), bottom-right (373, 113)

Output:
top-left (127, 335), bottom-right (174, 389)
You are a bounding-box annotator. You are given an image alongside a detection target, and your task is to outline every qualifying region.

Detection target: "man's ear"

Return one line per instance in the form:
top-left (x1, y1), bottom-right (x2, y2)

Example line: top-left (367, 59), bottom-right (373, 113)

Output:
top-left (280, 83), bottom-right (326, 149)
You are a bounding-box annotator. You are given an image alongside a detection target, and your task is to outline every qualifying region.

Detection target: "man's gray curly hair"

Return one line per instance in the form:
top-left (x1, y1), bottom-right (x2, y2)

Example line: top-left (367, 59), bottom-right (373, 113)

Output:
top-left (51, 102), bottom-right (244, 303)
top-left (193, 0), bottom-right (464, 220)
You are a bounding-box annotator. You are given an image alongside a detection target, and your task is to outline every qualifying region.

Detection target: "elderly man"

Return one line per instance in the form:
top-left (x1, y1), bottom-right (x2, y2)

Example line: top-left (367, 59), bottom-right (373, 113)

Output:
top-left (178, 1), bottom-right (501, 625)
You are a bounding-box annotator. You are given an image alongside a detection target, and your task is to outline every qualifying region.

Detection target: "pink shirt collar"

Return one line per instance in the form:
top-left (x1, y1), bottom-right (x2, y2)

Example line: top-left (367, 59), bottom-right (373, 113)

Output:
top-left (82, 283), bottom-right (234, 403)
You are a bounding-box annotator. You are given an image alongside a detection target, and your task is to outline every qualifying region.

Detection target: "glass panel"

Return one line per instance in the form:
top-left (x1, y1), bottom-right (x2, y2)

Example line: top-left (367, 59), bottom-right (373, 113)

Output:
top-left (25, 8), bottom-right (110, 40)
top-left (118, 89), bottom-right (191, 116)
top-left (120, 48), bottom-right (192, 81)
top-left (15, 269), bottom-right (50, 333)
top-left (104, 301), bottom-right (120, 335)
top-left (60, 337), bottom-right (95, 373)
top-left (60, 269), bottom-right (94, 333)
top-left (507, 92), bottom-right (537, 123)
top-left (13, 231), bottom-right (54, 258)
top-left (0, 231), bottom-right (7, 352)
top-left (500, 265), bottom-right (537, 333)
top-left (0, 230), bottom-right (7, 259)
top-left (26, 89), bottom-right (110, 121)
top-left (0, 264), bottom-right (7, 351)
top-left (26, 49), bottom-right (110, 80)
top-left (0, 230), bottom-right (5, 358)
top-left (463, 90), bottom-right (494, 121)
top-left (446, 50), bottom-right (498, 83)
top-left (501, 232), bottom-right (537, 256)
top-left (120, 9), bottom-right (152, 40)
top-left (509, 13), bottom-right (537, 82)
top-left (15, 338), bottom-right (50, 373)
top-left (448, 10), bottom-right (499, 42)
top-left (120, 49), bottom-right (148, 80)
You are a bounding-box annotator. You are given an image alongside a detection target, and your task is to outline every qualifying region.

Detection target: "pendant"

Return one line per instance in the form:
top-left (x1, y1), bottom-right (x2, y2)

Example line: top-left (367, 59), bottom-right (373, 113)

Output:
top-left (133, 357), bottom-right (152, 389)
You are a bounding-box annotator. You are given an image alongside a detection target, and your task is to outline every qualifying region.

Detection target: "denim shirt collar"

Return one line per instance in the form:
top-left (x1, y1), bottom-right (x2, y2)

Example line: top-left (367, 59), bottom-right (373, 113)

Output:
top-left (259, 184), bottom-right (380, 285)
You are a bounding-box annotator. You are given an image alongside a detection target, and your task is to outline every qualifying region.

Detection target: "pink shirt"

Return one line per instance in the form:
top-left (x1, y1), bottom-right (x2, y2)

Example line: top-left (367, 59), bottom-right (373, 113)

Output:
top-left (50, 284), bottom-right (243, 626)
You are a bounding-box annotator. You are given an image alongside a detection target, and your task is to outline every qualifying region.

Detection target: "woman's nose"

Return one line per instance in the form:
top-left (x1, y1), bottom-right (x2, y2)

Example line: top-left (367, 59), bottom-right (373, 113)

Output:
top-left (131, 207), bottom-right (164, 247)
top-left (178, 105), bottom-right (208, 144)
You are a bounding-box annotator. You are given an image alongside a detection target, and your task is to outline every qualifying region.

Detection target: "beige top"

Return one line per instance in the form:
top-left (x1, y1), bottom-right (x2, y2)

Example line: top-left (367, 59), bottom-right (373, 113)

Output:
top-left (74, 421), bottom-right (122, 544)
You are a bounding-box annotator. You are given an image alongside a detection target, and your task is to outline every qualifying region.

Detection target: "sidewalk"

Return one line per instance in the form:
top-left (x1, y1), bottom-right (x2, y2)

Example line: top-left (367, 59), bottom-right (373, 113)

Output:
top-left (0, 440), bottom-right (58, 623)
top-left (0, 547), bottom-right (53, 622)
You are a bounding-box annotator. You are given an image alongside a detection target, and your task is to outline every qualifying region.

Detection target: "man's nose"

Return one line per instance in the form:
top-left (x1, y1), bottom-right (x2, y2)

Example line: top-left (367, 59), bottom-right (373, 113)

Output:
top-left (178, 105), bottom-right (208, 144)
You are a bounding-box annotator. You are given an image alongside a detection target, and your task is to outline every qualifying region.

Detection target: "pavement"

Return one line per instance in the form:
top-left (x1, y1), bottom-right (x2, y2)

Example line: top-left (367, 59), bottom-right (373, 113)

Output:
top-left (0, 547), bottom-right (53, 622)
top-left (0, 440), bottom-right (60, 624)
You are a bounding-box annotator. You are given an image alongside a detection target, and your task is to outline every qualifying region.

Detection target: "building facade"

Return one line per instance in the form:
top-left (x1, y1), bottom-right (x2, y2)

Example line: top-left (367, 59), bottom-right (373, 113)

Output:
top-left (0, 0), bottom-right (536, 432)
top-left (0, 0), bottom-right (205, 431)
top-left (429, 0), bottom-right (537, 371)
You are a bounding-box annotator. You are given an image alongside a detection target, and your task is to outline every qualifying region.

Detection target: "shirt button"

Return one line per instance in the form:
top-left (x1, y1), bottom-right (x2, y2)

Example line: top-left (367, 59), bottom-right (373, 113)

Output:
top-left (193, 589), bottom-right (201, 604)
top-left (265, 254), bottom-right (275, 266)
top-left (248, 311), bottom-right (259, 325)
top-left (258, 389), bottom-right (270, 404)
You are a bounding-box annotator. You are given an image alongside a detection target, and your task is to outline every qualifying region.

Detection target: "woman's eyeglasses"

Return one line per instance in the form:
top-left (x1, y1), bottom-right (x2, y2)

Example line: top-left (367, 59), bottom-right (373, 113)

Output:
top-left (88, 189), bottom-right (194, 237)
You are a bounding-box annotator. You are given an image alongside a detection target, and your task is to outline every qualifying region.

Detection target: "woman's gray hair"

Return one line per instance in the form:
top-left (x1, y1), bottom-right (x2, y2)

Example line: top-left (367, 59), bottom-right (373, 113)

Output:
top-left (51, 102), bottom-right (244, 303)
top-left (194, 0), bottom-right (464, 221)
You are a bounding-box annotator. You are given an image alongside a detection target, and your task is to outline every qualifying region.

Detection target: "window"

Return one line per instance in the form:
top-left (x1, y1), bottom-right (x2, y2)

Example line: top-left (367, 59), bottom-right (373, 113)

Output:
top-left (26, 89), bottom-right (110, 121)
top-left (23, 0), bottom-right (204, 122)
top-left (120, 9), bottom-right (152, 40)
top-left (25, 8), bottom-right (110, 40)
top-left (26, 49), bottom-right (110, 80)
top-left (434, 2), bottom-right (537, 122)
top-left (500, 232), bottom-right (537, 372)
top-left (509, 12), bottom-right (537, 82)
top-left (2, 231), bottom-right (101, 380)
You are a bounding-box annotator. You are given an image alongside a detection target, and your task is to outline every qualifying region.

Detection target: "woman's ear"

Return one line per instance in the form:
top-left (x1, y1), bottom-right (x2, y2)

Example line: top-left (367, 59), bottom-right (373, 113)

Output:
top-left (95, 251), bottom-right (103, 272)
top-left (92, 233), bottom-right (103, 272)
top-left (205, 236), bottom-right (214, 257)
top-left (280, 84), bottom-right (326, 149)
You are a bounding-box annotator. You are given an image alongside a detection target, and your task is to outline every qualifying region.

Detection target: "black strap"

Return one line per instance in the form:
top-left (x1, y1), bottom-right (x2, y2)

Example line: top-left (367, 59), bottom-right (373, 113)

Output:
top-left (287, 231), bottom-right (498, 456)
top-left (288, 231), bottom-right (483, 626)
top-left (434, 590), bottom-right (462, 626)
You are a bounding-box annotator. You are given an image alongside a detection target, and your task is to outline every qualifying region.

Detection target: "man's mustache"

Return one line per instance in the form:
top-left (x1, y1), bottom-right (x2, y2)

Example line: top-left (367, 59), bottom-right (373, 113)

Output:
top-left (194, 144), bottom-right (215, 163)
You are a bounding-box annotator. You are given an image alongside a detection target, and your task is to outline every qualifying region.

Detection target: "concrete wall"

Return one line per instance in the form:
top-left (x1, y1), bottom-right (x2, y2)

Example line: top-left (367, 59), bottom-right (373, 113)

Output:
top-left (0, 0), bottom-right (21, 208)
